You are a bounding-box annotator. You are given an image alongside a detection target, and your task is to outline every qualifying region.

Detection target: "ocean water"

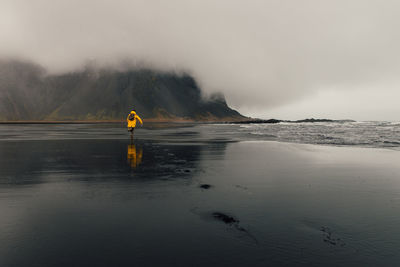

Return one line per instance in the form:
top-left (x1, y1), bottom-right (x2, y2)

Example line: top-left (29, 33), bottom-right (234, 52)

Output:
top-left (1, 121), bottom-right (399, 149)
top-left (237, 121), bottom-right (400, 149)
top-left (0, 123), bottom-right (400, 266)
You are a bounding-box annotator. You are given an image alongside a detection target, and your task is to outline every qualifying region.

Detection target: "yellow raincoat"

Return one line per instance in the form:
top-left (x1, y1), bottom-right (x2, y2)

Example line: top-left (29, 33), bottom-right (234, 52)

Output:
top-left (127, 110), bottom-right (143, 128)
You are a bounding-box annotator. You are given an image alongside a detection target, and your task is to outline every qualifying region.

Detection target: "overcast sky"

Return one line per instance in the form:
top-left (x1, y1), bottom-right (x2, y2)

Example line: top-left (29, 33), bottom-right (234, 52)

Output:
top-left (1, 0), bottom-right (400, 121)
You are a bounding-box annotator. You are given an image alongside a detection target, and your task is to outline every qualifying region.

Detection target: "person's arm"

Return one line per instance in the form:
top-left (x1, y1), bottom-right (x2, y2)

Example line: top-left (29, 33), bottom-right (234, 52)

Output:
top-left (136, 115), bottom-right (143, 125)
top-left (126, 114), bottom-right (130, 122)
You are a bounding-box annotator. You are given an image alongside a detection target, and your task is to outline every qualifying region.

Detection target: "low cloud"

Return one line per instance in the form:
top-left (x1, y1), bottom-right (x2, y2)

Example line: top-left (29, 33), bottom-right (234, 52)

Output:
top-left (1, 0), bottom-right (400, 119)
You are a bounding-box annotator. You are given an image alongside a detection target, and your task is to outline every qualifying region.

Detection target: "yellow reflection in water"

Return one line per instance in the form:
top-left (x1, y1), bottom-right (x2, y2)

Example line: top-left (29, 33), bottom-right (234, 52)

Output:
top-left (127, 143), bottom-right (143, 168)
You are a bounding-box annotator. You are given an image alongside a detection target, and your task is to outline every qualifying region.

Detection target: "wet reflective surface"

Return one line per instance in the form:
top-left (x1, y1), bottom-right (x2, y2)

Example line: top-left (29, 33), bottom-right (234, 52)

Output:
top-left (1, 123), bottom-right (400, 266)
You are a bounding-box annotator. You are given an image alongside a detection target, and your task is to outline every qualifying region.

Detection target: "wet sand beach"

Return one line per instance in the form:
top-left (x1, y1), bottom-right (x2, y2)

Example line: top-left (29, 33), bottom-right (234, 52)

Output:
top-left (0, 123), bottom-right (400, 266)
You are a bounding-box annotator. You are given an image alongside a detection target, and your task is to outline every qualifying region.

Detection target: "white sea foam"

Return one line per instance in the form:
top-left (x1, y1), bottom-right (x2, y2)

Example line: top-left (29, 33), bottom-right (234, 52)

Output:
top-left (238, 121), bottom-right (400, 149)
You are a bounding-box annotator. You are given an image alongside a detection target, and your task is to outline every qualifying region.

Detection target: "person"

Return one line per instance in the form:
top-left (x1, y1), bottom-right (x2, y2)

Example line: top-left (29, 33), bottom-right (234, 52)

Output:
top-left (126, 109), bottom-right (143, 137)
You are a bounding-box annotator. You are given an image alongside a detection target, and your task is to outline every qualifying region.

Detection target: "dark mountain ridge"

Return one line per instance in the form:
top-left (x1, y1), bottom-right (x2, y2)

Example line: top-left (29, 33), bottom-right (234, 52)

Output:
top-left (0, 60), bottom-right (245, 121)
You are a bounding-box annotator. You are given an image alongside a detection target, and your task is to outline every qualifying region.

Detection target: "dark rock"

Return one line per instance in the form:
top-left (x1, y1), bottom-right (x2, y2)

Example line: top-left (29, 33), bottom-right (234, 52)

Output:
top-left (212, 212), bottom-right (239, 225)
top-left (294, 118), bottom-right (355, 123)
top-left (230, 119), bottom-right (282, 124)
top-left (229, 118), bottom-right (355, 124)
top-left (200, 184), bottom-right (212, 189)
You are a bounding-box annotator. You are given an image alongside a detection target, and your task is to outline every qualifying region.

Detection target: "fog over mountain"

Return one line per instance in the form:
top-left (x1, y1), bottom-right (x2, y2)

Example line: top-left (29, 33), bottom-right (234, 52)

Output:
top-left (0, 60), bottom-right (243, 121)
top-left (1, 0), bottom-right (400, 120)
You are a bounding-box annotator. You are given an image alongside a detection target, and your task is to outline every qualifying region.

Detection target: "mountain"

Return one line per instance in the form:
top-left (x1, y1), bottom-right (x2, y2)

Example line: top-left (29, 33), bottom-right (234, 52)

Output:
top-left (0, 60), bottom-right (245, 121)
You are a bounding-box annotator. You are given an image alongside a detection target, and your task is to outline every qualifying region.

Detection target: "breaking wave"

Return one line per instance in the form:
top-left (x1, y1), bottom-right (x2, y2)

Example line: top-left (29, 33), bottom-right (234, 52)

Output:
top-left (236, 121), bottom-right (400, 149)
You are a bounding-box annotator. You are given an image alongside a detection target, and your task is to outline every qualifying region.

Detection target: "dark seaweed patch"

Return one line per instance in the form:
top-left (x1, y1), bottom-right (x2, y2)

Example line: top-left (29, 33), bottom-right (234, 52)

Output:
top-left (200, 184), bottom-right (212, 189)
top-left (321, 226), bottom-right (345, 247)
top-left (212, 212), bottom-right (239, 224)
top-left (212, 212), bottom-right (258, 244)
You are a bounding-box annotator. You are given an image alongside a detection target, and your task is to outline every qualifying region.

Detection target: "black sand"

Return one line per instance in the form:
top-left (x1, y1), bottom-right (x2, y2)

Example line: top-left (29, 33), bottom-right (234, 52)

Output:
top-left (0, 123), bottom-right (400, 266)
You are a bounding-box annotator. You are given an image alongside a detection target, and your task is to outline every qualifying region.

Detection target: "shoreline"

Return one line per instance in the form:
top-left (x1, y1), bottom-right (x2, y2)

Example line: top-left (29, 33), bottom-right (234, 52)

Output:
top-left (0, 117), bottom-right (356, 125)
top-left (0, 118), bottom-right (248, 124)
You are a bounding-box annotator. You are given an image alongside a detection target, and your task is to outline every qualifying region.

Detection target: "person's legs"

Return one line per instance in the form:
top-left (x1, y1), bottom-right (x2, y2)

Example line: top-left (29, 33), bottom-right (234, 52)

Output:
top-left (129, 127), bottom-right (135, 139)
